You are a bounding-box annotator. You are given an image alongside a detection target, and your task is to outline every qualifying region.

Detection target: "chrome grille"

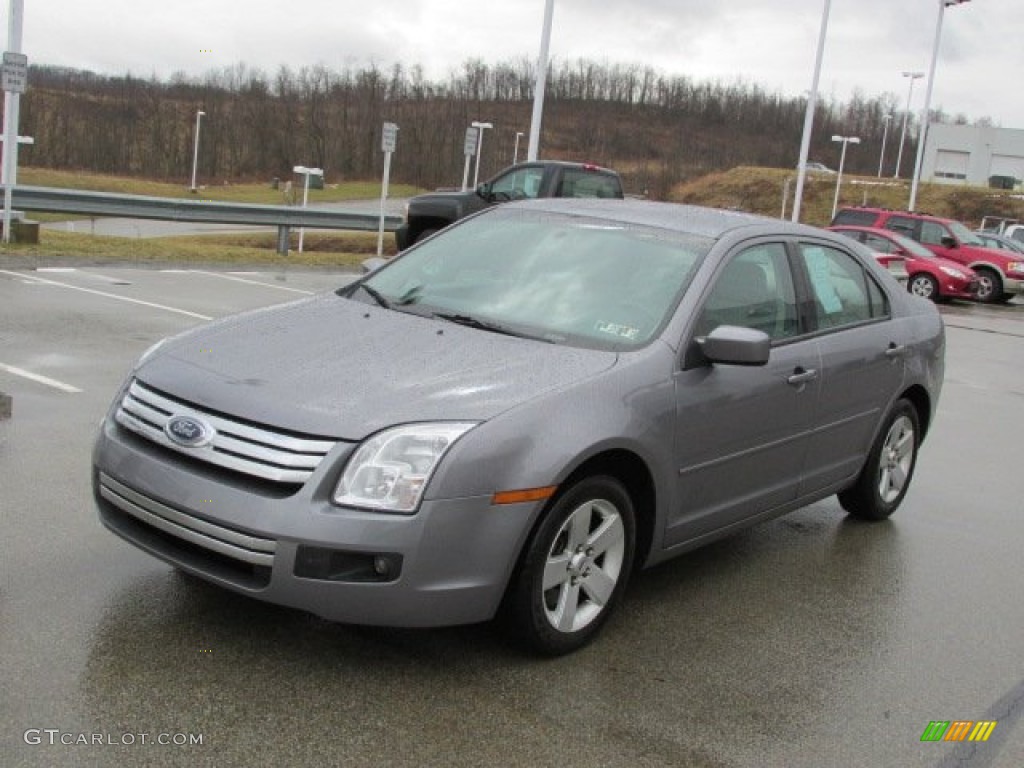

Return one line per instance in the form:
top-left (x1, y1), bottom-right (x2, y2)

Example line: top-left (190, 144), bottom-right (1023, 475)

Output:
top-left (115, 379), bottom-right (336, 484)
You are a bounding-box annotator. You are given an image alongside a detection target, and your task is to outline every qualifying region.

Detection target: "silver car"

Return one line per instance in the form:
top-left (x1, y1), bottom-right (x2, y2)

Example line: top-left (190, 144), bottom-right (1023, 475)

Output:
top-left (93, 200), bottom-right (945, 655)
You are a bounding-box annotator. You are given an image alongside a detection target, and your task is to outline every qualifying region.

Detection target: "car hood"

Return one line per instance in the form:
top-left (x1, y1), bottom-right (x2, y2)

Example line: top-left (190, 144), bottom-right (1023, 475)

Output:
top-left (135, 293), bottom-right (617, 440)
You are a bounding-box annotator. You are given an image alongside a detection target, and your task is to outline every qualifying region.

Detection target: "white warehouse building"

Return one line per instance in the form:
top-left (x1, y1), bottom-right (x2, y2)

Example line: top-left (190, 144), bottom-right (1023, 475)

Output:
top-left (921, 123), bottom-right (1024, 188)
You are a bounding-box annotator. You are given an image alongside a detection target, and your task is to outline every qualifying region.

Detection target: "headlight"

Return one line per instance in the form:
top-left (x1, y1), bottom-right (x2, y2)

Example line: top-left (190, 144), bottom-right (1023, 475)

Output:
top-left (1007, 261), bottom-right (1024, 276)
top-left (332, 423), bottom-right (476, 513)
top-left (939, 266), bottom-right (966, 279)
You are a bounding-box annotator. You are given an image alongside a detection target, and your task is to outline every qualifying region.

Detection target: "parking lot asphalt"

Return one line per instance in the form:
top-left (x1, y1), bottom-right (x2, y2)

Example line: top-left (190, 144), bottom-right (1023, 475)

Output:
top-left (2, 264), bottom-right (1022, 768)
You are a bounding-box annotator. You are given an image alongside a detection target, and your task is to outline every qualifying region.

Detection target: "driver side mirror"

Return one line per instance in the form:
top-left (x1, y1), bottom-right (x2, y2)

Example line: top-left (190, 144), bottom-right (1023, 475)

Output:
top-left (476, 182), bottom-right (492, 201)
top-left (940, 235), bottom-right (958, 248)
top-left (697, 325), bottom-right (771, 367)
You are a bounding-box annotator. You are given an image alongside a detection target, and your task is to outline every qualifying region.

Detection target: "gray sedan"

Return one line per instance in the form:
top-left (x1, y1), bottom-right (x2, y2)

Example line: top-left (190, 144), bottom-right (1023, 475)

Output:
top-left (92, 200), bottom-right (945, 655)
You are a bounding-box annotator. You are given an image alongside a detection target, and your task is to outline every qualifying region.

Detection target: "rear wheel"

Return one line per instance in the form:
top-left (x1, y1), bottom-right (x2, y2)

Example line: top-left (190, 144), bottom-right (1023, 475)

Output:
top-left (838, 399), bottom-right (920, 521)
top-left (973, 268), bottom-right (1002, 304)
top-left (508, 475), bottom-right (635, 655)
top-left (908, 273), bottom-right (939, 301)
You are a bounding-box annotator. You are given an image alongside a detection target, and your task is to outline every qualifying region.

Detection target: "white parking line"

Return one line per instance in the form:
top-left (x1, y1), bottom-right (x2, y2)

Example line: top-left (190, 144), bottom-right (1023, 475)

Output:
top-left (189, 270), bottom-right (314, 295)
top-left (0, 363), bottom-right (83, 393)
top-left (0, 270), bottom-right (213, 320)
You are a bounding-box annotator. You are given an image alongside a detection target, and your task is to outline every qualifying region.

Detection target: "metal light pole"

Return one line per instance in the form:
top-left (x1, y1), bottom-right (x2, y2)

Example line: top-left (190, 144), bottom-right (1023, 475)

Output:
top-left (830, 135), bottom-right (860, 220)
top-left (877, 114), bottom-right (892, 177)
top-left (471, 120), bottom-right (492, 188)
top-left (791, 0), bottom-right (832, 223)
top-left (513, 131), bottom-right (524, 164)
top-left (527, 0), bottom-right (555, 162)
top-left (894, 72), bottom-right (923, 179)
top-left (2, 0), bottom-right (25, 244)
top-left (189, 110), bottom-right (205, 193)
top-left (292, 165), bottom-right (323, 253)
top-left (909, 0), bottom-right (971, 212)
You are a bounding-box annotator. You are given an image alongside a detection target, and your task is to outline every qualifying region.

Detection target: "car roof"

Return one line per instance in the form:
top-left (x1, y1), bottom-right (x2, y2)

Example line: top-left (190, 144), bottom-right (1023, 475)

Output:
top-left (510, 198), bottom-right (827, 240)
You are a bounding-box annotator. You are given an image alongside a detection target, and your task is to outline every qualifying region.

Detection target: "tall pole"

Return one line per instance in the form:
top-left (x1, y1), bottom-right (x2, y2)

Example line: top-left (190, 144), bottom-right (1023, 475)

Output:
top-left (189, 110), bottom-right (205, 193)
top-left (2, 0), bottom-right (25, 244)
top-left (877, 114), bottom-right (892, 177)
top-left (910, 1), bottom-right (969, 212)
top-left (894, 72), bottom-right (923, 179)
top-left (791, 0), bottom-right (832, 223)
top-left (527, 0), bottom-right (555, 162)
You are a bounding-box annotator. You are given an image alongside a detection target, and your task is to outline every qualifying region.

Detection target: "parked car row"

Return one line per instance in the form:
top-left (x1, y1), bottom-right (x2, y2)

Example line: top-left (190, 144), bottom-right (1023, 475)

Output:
top-left (830, 206), bottom-right (1024, 304)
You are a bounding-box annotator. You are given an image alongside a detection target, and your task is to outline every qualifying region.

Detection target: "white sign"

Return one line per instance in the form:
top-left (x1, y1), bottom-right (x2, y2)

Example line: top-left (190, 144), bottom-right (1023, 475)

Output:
top-left (2, 51), bottom-right (27, 93)
top-left (381, 122), bottom-right (399, 153)
top-left (463, 127), bottom-right (479, 157)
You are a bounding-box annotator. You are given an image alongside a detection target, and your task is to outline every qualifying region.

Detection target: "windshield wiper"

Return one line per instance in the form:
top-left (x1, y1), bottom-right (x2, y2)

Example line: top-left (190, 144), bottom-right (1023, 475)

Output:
top-left (433, 312), bottom-right (553, 342)
top-left (355, 283), bottom-right (391, 309)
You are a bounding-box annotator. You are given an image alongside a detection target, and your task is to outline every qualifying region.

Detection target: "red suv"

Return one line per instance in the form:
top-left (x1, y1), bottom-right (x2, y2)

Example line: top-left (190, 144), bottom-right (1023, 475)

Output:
top-left (832, 207), bottom-right (1024, 303)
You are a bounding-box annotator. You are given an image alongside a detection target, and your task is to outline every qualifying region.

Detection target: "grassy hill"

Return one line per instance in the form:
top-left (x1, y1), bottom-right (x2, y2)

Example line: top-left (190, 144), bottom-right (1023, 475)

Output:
top-left (669, 166), bottom-right (1024, 229)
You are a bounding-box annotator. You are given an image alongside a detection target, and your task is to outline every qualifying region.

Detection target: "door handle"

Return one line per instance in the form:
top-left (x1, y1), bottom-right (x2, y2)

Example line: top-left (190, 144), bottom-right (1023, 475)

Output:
top-left (885, 343), bottom-right (907, 359)
top-left (787, 367), bottom-right (818, 386)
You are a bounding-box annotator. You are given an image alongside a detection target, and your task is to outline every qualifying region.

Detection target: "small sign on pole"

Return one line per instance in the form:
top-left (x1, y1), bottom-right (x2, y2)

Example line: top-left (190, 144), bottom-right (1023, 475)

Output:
top-left (377, 122), bottom-right (398, 258)
top-left (461, 127), bottom-right (478, 191)
top-left (1, 51), bottom-right (27, 93)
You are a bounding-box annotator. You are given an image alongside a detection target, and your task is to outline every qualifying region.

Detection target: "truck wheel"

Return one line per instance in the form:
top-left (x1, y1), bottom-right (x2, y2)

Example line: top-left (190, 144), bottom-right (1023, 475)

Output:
top-left (973, 268), bottom-right (1002, 304)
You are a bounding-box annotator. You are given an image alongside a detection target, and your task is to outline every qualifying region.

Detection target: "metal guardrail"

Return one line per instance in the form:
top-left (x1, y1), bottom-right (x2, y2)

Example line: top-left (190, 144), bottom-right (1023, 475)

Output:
top-left (9, 185), bottom-right (404, 255)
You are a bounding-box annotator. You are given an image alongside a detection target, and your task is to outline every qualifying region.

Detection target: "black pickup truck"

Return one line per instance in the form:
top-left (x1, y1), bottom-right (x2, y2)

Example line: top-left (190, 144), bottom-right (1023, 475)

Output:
top-left (395, 160), bottom-right (623, 250)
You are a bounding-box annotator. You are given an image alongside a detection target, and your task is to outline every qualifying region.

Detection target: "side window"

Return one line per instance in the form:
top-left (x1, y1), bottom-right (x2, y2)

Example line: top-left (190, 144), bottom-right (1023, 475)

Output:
top-left (919, 221), bottom-right (949, 246)
top-left (696, 243), bottom-right (799, 341)
top-left (883, 216), bottom-right (918, 239)
top-left (799, 244), bottom-right (889, 330)
top-left (862, 234), bottom-right (897, 254)
top-left (489, 168), bottom-right (545, 200)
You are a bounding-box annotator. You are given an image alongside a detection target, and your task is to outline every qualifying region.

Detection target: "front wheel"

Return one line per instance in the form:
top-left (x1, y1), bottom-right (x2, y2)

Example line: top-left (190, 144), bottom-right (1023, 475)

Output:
top-left (838, 399), bottom-right (920, 521)
top-left (508, 475), bottom-right (636, 655)
top-left (973, 268), bottom-right (1003, 304)
top-left (908, 273), bottom-right (939, 301)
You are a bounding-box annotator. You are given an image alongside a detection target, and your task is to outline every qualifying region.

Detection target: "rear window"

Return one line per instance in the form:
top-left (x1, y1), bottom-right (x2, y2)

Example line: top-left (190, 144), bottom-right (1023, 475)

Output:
top-left (831, 209), bottom-right (880, 227)
top-left (558, 170), bottom-right (622, 199)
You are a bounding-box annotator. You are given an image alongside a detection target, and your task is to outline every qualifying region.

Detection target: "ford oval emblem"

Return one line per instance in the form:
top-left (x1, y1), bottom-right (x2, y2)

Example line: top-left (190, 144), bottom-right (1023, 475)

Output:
top-left (165, 415), bottom-right (214, 447)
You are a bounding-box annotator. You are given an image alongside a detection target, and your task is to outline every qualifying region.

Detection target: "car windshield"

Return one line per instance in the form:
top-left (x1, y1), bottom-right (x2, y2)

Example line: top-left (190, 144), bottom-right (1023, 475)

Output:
top-left (948, 220), bottom-right (983, 245)
top-left (886, 230), bottom-right (936, 259)
top-left (351, 208), bottom-right (712, 349)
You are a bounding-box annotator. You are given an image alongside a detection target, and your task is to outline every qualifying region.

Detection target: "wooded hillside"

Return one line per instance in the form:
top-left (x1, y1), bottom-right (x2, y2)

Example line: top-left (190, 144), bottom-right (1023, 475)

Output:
top-left (18, 59), bottom-right (959, 198)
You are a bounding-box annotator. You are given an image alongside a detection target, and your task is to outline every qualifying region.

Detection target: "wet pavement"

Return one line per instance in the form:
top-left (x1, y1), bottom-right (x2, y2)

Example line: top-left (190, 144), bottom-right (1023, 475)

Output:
top-left (1, 265), bottom-right (1022, 767)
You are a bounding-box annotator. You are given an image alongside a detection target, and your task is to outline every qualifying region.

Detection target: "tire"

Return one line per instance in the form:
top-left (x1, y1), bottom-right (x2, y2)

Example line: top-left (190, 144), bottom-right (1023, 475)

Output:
top-left (973, 268), bottom-right (1002, 304)
top-left (838, 399), bottom-right (920, 521)
top-left (908, 273), bottom-right (939, 301)
top-left (508, 475), bottom-right (635, 655)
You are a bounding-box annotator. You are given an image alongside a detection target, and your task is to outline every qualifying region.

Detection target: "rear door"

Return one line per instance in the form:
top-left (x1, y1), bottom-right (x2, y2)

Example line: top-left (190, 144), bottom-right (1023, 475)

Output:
top-left (793, 239), bottom-right (905, 495)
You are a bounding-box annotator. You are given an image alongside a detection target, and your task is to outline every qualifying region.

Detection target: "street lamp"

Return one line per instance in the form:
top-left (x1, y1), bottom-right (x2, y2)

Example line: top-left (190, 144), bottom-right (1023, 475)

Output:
top-left (471, 121), bottom-right (493, 188)
top-left (190, 110), bottom-right (205, 193)
top-left (909, 0), bottom-right (971, 211)
top-left (292, 165), bottom-right (323, 253)
top-left (791, 0), bottom-right (833, 223)
top-left (527, 0), bottom-right (555, 162)
top-left (513, 131), bottom-right (525, 164)
top-left (877, 114), bottom-right (893, 177)
top-left (830, 135), bottom-right (860, 220)
top-left (894, 72), bottom-right (923, 179)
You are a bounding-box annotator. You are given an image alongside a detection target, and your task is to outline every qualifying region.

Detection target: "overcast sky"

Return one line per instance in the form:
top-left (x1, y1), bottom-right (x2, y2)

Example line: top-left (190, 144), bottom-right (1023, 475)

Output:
top-left (12, 0), bottom-right (1024, 128)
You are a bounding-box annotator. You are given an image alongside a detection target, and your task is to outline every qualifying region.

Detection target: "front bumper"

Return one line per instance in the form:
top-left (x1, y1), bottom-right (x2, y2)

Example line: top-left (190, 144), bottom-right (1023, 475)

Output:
top-left (394, 223), bottom-right (412, 251)
top-left (1004, 275), bottom-right (1024, 295)
top-left (92, 418), bottom-right (537, 627)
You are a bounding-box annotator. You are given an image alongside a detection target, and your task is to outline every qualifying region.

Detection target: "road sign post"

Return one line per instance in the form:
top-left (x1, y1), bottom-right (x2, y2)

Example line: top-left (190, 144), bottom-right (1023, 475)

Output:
top-left (2, 0), bottom-right (26, 244)
top-left (461, 127), bottom-right (478, 191)
top-left (377, 122), bottom-right (398, 257)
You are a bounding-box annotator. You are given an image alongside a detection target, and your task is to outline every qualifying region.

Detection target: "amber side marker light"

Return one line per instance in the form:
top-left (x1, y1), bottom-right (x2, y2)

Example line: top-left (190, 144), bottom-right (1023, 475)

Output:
top-left (491, 486), bottom-right (558, 505)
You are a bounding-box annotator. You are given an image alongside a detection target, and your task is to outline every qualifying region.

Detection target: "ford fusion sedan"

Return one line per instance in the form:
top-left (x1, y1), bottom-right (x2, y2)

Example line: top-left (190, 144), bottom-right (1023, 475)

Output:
top-left (93, 200), bottom-right (945, 655)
